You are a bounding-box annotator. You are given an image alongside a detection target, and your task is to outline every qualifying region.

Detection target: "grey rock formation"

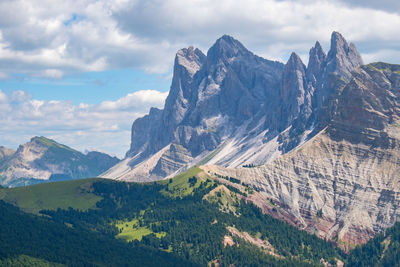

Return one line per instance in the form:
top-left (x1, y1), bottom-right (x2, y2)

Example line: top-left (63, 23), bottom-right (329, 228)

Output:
top-left (104, 32), bottom-right (363, 183)
top-left (280, 52), bottom-right (310, 128)
top-left (306, 41), bottom-right (326, 84)
top-left (0, 146), bottom-right (15, 162)
top-left (203, 63), bottom-right (400, 249)
top-left (278, 31), bottom-right (364, 152)
top-left (326, 31), bottom-right (364, 78)
top-left (0, 136), bottom-right (119, 187)
top-left (102, 32), bottom-right (400, 248)
top-left (104, 35), bottom-right (286, 181)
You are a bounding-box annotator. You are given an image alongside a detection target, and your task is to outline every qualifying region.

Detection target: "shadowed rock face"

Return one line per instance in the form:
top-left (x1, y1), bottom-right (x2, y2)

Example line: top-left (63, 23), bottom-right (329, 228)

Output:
top-left (105, 32), bottom-right (364, 182)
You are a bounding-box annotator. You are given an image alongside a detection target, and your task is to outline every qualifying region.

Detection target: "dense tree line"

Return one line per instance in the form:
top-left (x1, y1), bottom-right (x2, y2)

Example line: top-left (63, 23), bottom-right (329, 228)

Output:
top-left (0, 200), bottom-right (195, 266)
top-left (41, 179), bottom-right (343, 266)
top-left (4, 176), bottom-right (397, 266)
top-left (347, 222), bottom-right (400, 266)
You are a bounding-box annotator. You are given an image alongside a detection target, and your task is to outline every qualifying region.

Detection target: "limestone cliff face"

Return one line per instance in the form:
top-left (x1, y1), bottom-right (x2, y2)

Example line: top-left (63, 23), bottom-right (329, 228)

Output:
top-left (103, 33), bottom-right (400, 248)
top-left (104, 35), bottom-right (287, 181)
top-left (105, 32), bottom-right (363, 182)
top-left (202, 64), bottom-right (400, 249)
top-left (0, 137), bottom-right (119, 187)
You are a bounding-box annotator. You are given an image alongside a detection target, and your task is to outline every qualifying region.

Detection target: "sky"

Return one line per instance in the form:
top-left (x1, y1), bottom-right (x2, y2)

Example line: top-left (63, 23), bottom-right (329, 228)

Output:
top-left (0, 0), bottom-right (399, 158)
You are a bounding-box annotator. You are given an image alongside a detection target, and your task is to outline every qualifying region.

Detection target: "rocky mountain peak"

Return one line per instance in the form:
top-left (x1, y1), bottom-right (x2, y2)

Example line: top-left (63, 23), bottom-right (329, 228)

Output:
top-left (306, 41), bottom-right (326, 82)
top-left (109, 31), bottom-right (366, 183)
top-left (30, 136), bottom-right (58, 147)
top-left (207, 35), bottom-right (250, 64)
top-left (280, 52), bottom-right (308, 125)
top-left (1, 137), bottom-right (119, 187)
top-left (286, 52), bottom-right (305, 72)
top-left (175, 46), bottom-right (206, 77)
top-left (162, 47), bottom-right (206, 130)
top-left (326, 31), bottom-right (363, 78)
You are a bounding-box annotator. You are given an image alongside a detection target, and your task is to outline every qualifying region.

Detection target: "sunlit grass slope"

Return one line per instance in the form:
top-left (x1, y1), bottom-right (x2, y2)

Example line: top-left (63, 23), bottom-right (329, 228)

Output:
top-left (0, 178), bottom-right (103, 213)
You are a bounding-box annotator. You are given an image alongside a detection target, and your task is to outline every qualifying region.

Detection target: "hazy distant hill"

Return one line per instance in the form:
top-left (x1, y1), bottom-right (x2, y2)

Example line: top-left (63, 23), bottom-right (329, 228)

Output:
top-left (0, 136), bottom-right (119, 187)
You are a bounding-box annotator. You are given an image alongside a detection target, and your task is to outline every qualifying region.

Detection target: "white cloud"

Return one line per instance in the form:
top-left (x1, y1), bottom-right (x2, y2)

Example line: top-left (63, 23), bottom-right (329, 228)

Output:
top-left (0, 0), bottom-right (398, 78)
top-left (0, 90), bottom-right (7, 102)
top-left (98, 90), bottom-right (168, 111)
top-left (42, 69), bottom-right (64, 78)
top-left (0, 89), bottom-right (167, 157)
top-left (0, 0), bottom-right (400, 158)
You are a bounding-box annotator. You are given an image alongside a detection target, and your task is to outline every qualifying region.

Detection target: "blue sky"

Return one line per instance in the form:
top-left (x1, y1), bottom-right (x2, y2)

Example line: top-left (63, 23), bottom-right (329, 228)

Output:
top-left (0, 0), bottom-right (399, 157)
top-left (1, 70), bottom-right (171, 104)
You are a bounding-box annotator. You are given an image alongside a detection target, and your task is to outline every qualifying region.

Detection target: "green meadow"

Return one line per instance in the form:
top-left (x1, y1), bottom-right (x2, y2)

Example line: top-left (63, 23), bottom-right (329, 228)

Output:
top-left (0, 178), bottom-right (103, 213)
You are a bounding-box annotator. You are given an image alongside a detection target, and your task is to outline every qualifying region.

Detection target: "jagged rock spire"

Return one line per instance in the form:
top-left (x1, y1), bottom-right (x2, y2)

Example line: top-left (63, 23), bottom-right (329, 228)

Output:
top-left (326, 31), bottom-right (363, 78)
top-left (306, 41), bottom-right (326, 83)
top-left (118, 31), bottom-right (367, 183)
top-left (163, 47), bottom-right (206, 127)
top-left (281, 52), bottom-right (309, 125)
top-left (207, 35), bottom-right (250, 64)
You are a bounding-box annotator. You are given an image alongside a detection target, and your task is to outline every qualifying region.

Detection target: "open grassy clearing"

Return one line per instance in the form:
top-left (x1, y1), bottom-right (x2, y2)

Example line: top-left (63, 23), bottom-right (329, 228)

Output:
top-left (115, 218), bottom-right (166, 242)
top-left (159, 166), bottom-right (214, 198)
top-left (0, 178), bottom-right (102, 213)
top-left (204, 185), bottom-right (240, 214)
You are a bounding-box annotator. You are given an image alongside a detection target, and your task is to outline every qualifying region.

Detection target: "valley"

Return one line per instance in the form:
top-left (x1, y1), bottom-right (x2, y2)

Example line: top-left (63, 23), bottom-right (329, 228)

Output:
top-left (1, 168), bottom-right (398, 266)
top-left (1, 31), bottom-right (400, 266)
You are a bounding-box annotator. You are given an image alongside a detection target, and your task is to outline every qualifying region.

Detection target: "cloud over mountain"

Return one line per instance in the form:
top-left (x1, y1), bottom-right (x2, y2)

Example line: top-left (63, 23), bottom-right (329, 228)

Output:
top-left (0, 0), bottom-right (398, 78)
top-left (0, 89), bottom-right (168, 157)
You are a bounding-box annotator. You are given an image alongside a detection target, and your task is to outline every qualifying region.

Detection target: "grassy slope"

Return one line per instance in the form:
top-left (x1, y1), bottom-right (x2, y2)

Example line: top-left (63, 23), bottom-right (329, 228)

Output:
top-left (0, 171), bottom-right (347, 265)
top-left (159, 166), bottom-right (214, 198)
top-left (35, 136), bottom-right (76, 153)
top-left (0, 178), bottom-right (103, 213)
top-left (0, 166), bottom-right (209, 214)
top-left (366, 62), bottom-right (400, 74)
top-left (115, 219), bottom-right (166, 242)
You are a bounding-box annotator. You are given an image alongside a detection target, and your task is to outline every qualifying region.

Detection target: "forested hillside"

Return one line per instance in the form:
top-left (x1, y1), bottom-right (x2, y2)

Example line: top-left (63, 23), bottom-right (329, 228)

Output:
top-left (0, 173), bottom-right (399, 266)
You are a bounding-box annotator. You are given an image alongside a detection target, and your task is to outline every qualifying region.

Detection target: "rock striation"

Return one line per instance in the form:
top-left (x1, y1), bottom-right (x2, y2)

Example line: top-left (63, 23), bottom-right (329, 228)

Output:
top-left (104, 31), bottom-right (363, 181)
top-left (102, 32), bottom-right (400, 248)
top-left (202, 63), bottom-right (400, 249)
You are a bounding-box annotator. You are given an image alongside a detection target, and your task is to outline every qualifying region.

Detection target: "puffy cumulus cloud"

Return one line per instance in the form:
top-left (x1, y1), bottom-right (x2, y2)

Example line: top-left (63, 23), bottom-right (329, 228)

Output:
top-left (0, 89), bottom-right (168, 157)
top-left (0, 0), bottom-right (399, 78)
top-left (113, 0), bottom-right (400, 64)
top-left (98, 90), bottom-right (168, 111)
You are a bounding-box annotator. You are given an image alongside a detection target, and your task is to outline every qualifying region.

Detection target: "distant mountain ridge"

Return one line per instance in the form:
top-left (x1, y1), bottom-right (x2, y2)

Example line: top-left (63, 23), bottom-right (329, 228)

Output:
top-left (0, 136), bottom-right (119, 187)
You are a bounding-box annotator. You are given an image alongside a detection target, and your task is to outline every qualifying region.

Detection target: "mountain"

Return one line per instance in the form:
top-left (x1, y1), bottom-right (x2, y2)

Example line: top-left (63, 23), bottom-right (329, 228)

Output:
top-left (101, 32), bottom-right (400, 249)
top-left (103, 32), bottom-right (363, 181)
top-left (0, 146), bottom-right (15, 164)
top-left (203, 62), bottom-right (400, 250)
top-left (103, 35), bottom-right (286, 181)
top-left (0, 136), bottom-right (119, 187)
